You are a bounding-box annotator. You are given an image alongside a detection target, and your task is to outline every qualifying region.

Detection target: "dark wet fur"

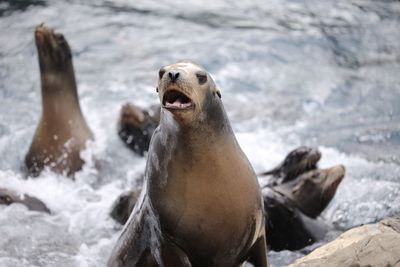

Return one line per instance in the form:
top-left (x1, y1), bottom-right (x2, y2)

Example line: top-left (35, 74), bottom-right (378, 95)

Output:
top-left (260, 146), bottom-right (321, 185)
top-left (35, 26), bottom-right (72, 72)
top-left (118, 103), bottom-right (159, 156)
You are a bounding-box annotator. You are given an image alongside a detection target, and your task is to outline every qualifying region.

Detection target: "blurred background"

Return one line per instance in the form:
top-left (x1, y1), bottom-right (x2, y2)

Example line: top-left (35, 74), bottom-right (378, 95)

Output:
top-left (0, 0), bottom-right (399, 266)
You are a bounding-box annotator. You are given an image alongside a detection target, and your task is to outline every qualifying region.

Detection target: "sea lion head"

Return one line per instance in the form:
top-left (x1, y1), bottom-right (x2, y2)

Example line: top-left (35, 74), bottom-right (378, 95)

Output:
top-left (157, 61), bottom-right (222, 126)
top-left (280, 146), bottom-right (321, 182)
top-left (278, 164), bottom-right (345, 218)
top-left (34, 23), bottom-right (72, 72)
top-left (316, 164), bottom-right (346, 202)
top-left (119, 103), bottom-right (146, 128)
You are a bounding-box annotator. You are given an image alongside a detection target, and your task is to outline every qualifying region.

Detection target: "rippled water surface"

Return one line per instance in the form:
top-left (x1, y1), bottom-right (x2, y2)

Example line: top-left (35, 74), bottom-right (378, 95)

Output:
top-left (1, 0), bottom-right (400, 266)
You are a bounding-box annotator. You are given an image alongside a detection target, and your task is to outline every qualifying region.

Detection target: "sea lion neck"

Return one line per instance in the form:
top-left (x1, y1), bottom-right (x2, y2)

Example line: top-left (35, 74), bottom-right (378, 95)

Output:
top-left (40, 63), bottom-right (82, 118)
top-left (34, 24), bottom-right (81, 115)
top-left (159, 94), bottom-right (232, 148)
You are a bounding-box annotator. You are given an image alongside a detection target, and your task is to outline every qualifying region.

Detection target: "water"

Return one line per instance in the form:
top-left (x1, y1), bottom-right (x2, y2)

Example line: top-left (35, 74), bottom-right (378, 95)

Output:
top-left (0, 0), bottom-right (399, 266)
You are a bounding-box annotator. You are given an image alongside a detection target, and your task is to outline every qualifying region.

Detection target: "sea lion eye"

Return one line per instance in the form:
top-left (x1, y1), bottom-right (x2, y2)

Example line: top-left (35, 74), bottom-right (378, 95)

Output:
top-left (196, 72), bottom-right (207, 85)
top-left (159, 69), bottom-right (166, 80)
top-left (55, 33), bottom-right (64, 41)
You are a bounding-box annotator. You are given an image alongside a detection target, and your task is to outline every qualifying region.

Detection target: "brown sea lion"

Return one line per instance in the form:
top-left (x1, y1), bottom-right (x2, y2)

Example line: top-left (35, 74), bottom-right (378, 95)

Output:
top-left (107, 61), bottom-right (268, 267)
top-left (118, 103), bottom-right (158, 156)
top-left (0, 188), bottom-right (50, 213)
top-left (258, 147), bottom-right (345, 251)
top-left (274, 165), bottom-right (345, 218)
top-left (24, 24), bottom-right (93, 177)
top-left (260, 146), bottom-right (321, 185)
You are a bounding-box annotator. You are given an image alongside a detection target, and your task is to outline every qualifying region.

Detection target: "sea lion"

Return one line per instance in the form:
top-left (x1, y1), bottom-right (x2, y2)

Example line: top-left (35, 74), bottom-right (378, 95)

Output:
top-left (260, 147), bottom-right (345, 251)
top-left (24, 24), bottom-right (93, 177)
top-left (260, 146), bottom-right (321, 185)
top-left (118, 103), bottom-right (158, 156)
top-left (274, 165), bottom-right (345, 218)
top-left (108, 61), bottom-right (269, 267)
top-left (262, 165), bottom-right (345, 251)
top-left (0, 188), bottom-right (50, 213)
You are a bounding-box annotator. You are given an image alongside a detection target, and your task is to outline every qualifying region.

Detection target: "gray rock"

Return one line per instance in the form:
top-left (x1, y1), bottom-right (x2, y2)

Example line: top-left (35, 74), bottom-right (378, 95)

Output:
top-left (289, 216), bottom-right (400, 267)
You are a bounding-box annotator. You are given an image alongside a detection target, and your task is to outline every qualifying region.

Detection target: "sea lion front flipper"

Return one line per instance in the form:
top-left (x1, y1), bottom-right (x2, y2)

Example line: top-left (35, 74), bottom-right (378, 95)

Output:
top-left (247, 233), bottom-right (269, 267)
top-left (136, 249), bottom-right (158, 267)
top-left (136, 242), bottom-right (192, 267)
top-left (160, 241), bottom-right (192, 267)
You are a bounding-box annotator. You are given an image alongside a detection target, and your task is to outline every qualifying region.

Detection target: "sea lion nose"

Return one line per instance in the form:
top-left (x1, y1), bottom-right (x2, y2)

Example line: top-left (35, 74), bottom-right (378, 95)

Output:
top-left (168, 71), bottom-right (180, 83)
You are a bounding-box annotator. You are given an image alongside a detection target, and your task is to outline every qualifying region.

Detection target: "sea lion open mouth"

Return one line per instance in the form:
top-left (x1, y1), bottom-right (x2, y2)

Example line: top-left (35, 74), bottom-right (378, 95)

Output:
top-left (162, 90), bottom-right (193, 110)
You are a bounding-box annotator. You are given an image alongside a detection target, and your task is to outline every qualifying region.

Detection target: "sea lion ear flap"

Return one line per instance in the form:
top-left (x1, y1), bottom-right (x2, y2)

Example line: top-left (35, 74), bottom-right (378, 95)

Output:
top-left (214, 88), bottom-right (222, 99)
top-left (156, 87), bottom-right (159, 93)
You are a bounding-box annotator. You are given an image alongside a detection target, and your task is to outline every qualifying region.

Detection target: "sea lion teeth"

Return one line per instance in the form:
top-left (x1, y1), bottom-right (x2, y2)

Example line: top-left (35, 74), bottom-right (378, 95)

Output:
top-left (163, 90), bottom-right (193, 110)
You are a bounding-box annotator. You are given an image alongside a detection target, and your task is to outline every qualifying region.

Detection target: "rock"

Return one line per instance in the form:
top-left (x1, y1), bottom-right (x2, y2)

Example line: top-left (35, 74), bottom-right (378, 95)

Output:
top-left (288, 216), bottom-right (400, 267)
top-left (0, 188), bottom-right (50, 213)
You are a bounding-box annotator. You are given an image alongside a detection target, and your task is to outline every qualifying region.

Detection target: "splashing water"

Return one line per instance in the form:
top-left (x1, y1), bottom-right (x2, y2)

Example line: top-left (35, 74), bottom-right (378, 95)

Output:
top-left (1, 0), bottom-right (400, 266)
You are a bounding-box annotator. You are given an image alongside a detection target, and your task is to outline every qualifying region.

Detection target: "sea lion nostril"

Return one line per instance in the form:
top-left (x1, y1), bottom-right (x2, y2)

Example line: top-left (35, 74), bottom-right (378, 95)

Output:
top-left (168, 71), bottom-right (180, 82)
